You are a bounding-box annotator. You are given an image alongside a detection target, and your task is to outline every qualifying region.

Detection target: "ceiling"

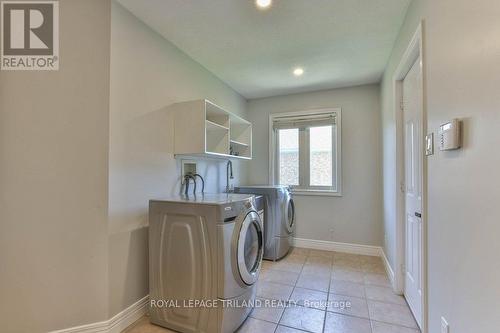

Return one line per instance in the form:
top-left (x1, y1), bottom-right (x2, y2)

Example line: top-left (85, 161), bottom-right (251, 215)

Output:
top-left (117, 0), bottom-right (411, 99)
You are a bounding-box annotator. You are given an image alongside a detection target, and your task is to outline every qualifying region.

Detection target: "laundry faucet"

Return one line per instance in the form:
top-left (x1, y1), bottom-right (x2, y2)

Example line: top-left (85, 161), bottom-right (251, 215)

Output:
top-left (226, 160), bottom-right (234, 193)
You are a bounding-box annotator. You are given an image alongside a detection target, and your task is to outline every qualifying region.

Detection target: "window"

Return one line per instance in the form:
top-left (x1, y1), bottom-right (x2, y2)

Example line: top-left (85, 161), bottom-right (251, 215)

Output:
top-left (270, 109), bottom-right (341, 196)
top-left (278, 128), bottom-right (299, 186)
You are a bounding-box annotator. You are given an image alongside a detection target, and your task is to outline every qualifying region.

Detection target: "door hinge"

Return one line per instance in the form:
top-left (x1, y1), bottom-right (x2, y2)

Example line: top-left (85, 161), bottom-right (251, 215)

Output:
top-left (400, 101), bottom-right (405, 111)
top-left (400, 181), bottom-right (405, 193)
top-left (401, 264), bottom-right (406, 274)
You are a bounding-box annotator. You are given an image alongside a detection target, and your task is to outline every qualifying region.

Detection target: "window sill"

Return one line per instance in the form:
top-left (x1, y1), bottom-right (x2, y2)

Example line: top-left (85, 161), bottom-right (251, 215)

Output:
top-left (290, 189), bottom-right (342, 197)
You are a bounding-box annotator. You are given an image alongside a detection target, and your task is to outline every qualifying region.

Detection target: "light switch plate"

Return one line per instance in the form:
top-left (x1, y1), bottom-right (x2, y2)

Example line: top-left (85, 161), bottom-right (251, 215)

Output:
top-left (441, 316), bottom-right (449, 333)
top-left (425, 133), bottom-right (434, 156)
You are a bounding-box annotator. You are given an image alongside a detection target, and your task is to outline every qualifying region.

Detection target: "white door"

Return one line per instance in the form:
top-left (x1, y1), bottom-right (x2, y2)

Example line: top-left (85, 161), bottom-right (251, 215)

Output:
top-left (403, 57), bottom-right (423, 328)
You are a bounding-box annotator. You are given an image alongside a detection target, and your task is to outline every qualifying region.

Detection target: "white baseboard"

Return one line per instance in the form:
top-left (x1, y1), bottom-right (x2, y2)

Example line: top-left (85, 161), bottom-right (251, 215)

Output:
top-left (380, 249), bottom-right (396, 290)
top-left (292, 237), bottom-right (381, 256)
top-left (49, 295), bottom-right (149, 333)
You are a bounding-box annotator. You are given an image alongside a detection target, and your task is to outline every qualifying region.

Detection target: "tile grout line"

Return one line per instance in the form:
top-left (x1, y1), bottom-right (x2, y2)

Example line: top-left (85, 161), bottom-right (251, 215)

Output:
top-left (319, 252), bottom-right (335, 333)
top-left (261, 249), bottom-right (416, 333)
top-left (279, 250), bottom-right (331, 333)
top-left (332, 253), bottom-right (373, 333)
top-left (266, 268), bottom-right (413, 308)
top-left (253, 303), bottom-right (418, 333)
top-left (273, 250), bottom-right (307, 332)
top-left (277, 323), bottom-right (311, 333)
top-left (370, 319), bottom-right (421, 331)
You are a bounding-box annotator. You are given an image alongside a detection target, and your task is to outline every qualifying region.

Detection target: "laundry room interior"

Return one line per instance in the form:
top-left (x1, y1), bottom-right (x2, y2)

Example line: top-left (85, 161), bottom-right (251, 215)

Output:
top-left (1, 0), bottom-right (500, 333)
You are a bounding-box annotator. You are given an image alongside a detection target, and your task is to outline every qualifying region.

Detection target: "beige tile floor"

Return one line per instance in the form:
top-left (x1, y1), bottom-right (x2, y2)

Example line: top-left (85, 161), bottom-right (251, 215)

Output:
top-left (123, 248), bottom-right (420, 333)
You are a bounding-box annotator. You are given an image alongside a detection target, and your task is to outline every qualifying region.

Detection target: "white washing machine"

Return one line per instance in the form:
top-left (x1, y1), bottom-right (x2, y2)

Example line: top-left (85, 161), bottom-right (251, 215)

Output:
top-left (149, 193), bottom-right (264, 333)
top-left (234, 186), bottom-right (295, 261)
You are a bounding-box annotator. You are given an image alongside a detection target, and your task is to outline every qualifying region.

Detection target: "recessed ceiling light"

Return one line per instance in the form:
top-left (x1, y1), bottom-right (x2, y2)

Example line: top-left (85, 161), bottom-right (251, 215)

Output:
top-left (293, 67), bottom-right (304, 76)
top-left (255, 0), bottom-right (272, 9)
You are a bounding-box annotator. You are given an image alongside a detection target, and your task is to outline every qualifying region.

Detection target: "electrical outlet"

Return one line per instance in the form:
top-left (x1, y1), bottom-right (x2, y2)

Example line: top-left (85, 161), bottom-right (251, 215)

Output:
top-left (441, 316), bottom-right (449, 333)
top-left (181, 160), bottom-right (197, 177)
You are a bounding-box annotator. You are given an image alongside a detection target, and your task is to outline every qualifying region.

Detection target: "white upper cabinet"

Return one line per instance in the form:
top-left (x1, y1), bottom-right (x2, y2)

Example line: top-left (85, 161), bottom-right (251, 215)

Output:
top-left (172, 99), bottom-right (252, 160)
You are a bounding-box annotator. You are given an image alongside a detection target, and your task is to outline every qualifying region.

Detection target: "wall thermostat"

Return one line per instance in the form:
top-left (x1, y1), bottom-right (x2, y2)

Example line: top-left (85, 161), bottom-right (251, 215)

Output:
top-left (438, 119), bottom-right (461, 151)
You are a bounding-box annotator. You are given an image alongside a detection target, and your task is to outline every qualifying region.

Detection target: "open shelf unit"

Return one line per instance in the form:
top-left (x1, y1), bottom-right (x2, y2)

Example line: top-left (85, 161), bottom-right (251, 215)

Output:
top-left (205, 101), bottom-right (230, 155)
top-left (205, 119), bottom-right (229, 131)
top-left (172, 99), bottom-right (252, 160)
top-left (229, 114), bottom-right (252, 159)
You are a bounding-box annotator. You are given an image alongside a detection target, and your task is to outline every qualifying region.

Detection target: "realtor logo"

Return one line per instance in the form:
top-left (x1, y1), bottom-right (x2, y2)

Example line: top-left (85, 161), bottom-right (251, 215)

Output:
top-left (1, 1), bottom-right (59, 70)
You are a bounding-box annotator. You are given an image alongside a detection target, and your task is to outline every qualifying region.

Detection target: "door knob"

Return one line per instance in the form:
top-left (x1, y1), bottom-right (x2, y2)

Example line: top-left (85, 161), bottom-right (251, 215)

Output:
top-left (415, 212), bottom-right (422, 218)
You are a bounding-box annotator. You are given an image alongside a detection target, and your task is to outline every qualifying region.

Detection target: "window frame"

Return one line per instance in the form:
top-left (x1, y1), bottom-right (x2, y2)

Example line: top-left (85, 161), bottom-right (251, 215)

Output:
top-left (269, 108), bottom-right (342, 197)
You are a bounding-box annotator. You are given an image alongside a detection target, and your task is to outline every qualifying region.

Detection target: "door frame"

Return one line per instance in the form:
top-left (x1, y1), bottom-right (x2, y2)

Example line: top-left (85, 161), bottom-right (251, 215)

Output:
top-left (392, 22), bottom-right (427, 332)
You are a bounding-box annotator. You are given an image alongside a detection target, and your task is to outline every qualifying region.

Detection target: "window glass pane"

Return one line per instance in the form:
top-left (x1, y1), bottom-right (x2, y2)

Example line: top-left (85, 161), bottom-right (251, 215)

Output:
top-left (278, 128), bottom-right (299, 186)
top-left (310, 126), bottom-right (333, 186)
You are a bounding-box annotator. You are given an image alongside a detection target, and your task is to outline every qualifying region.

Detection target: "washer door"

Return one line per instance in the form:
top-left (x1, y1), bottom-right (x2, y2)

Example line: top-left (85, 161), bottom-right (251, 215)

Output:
top-left (237, 211), bottom-right (263, 285)
top-left (284, 195), bottom-right (295, 233)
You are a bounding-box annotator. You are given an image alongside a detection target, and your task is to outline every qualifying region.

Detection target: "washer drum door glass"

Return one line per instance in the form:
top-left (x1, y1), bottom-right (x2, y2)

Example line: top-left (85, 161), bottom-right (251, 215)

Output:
top-left (285, 197), bottom-right (295, 232)
top-left (238, 212), bottom-right (263, 285)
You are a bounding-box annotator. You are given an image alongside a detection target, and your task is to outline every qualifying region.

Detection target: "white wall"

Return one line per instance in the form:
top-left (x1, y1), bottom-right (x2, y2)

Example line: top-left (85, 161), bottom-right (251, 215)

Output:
top-left (381, 0), bottom-right (500, 331)
top-left (108, 1), bottom-right (248, 316)
top-left (0, 1), bottom-right (111, 332)
top-left (247, 85), bottom-right (382, 246)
